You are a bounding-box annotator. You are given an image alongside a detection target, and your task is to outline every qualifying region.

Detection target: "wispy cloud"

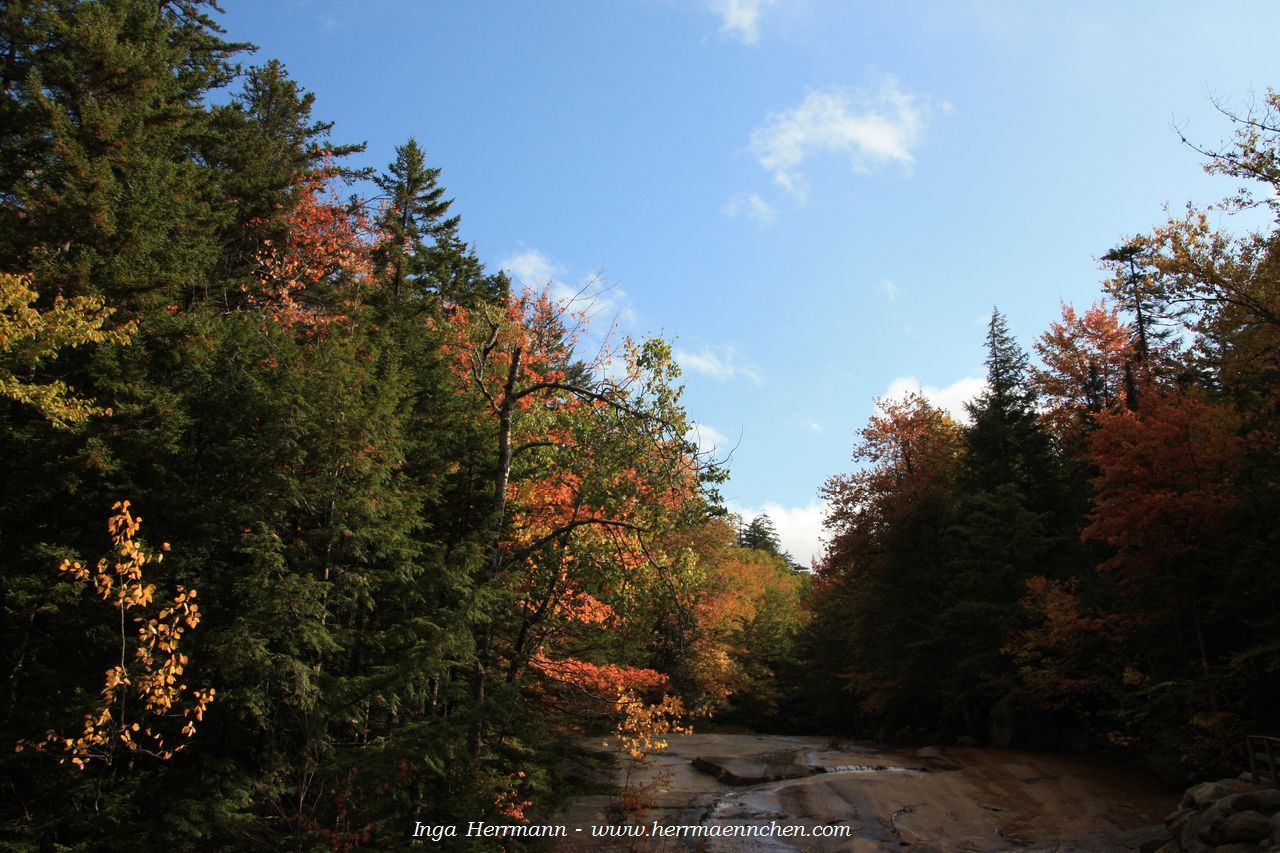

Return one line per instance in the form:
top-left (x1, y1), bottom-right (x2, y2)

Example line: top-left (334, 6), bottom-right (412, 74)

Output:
top-left (748, 76), bottom-right (944, 201)
top-left (499, 248), bottom-right (559, 286)
top-left (675, 344), bottom-right (764, 385)
top-left (722, 191), bottom-right (778, 227)
top-left (877, 278), bottom-right (899, 301)
top-left (709, 0), bottom-right (775, 45)
top-left (552, 278), bottom-right (637, 326)
top-left (883, 375), bottom-right (986, 422)
top-left (730, 500), bottom-right (828, 567)
top-left (499, 248), bottom-right (636, 326)
top-left (686, 422), bottom-right (730, 455)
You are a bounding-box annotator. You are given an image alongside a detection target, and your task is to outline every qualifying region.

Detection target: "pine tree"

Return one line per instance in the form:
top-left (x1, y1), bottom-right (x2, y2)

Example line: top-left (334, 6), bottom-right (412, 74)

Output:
top-left (0, 0), bottom-right (246, 310)
top-left (372, 138), bottom-right (460, 302)
top-left (939, 310), bottom-right (1070, 742)
top-left (738, 514), bottom-right (781, 554)
top-left (965, 309), bottom-right (1050, 491)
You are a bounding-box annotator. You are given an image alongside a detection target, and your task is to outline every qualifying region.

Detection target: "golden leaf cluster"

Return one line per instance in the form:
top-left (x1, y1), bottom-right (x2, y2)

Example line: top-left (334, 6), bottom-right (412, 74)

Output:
top-left (612, 692), bottom-right (689, 762)
top-left (0, 272), bottom-right (135, 429)
top-left (18, 501), bottom-right (215, 769)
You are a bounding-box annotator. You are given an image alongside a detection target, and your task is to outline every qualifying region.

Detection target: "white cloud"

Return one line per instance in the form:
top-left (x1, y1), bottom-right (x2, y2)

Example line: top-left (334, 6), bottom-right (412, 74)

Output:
top-left (499, 249), bottom-right (636, 327)
top-left (883, 375), bottom-right (986, 422)
top-left (674, 344), bottom-right (764, 385)
top-left (709, 0), bottom-right (775, 45)
top-left (730, 500), bottom-right (828, 568)
top-left (499, 249), bottom-right (559, 286)
top-left (722, 191), bottom-right (778, 227)
top-left (551, 277), bottom-right (637, 327)
top-left (748, 77), bottom-right (941, 201)
top-left (877, 278), bottom-right (899, 300)
top-left (686, 422), bottom-right (730, 455)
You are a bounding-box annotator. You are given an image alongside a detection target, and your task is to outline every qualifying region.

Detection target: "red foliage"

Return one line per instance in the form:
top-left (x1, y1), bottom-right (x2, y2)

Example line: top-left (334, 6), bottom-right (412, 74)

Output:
top-left (528, 652), bottom-right (668, 699)
top-left (1084, 387), bottom-right (1245, 584)
top-left (248, 171), bottom-right (373, 328)
top-left (819, 393), bottom-right (962, 578)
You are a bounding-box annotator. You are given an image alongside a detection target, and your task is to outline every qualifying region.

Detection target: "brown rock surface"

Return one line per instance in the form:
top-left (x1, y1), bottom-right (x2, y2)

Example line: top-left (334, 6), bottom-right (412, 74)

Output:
top-left (555, 733), bottom-right (1177, 851)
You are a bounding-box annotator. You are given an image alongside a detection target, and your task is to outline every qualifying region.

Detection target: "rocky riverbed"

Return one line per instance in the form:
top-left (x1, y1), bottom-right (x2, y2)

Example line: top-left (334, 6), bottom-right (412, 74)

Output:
top-left (556, 733), bottom-right (1178, 851)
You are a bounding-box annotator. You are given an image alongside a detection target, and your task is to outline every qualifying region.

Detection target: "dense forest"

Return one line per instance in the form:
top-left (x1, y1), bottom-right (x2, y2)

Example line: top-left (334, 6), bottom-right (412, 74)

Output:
top-left (0, 2), bottom-right (807, 847)
top-left (0, 1), bottom-right (1277, 849)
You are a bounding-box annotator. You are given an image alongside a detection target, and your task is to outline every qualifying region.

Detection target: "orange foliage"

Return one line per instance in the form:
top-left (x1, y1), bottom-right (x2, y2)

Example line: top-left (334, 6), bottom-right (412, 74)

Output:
top-left (248, 171), bottom-right (373, 328)
top-left (820, 393), bottom-right (962, 577)
top-left (1031, 300), bottom-right (1132, 440)
top-left (1006, 577), bottom-right (1122, 712)
top-left (528, 651), bottom-right (668, 699)
top-left (494, 772), bottom-right (532, 822)
top-left (21, 502), bottom-right (215, 768)
top-left (435, 288), bottom-right (596, 409)
top-left (613, 692), bottom-right (689, 761)
top-left (551, 584), bottom-right (615, 625)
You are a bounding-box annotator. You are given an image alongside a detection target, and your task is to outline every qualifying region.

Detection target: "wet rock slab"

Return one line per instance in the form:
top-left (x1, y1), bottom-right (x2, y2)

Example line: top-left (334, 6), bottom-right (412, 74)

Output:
top-left (691, 751), bottom-right (820, 785)
top-left (556, 734), bottom-right (1178, 852)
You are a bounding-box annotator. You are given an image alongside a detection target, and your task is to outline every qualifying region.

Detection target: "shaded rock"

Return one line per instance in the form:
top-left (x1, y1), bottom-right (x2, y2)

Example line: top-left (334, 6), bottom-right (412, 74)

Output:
top-left (956, 735), bottom-right (979, 747)
top-left (1183, 780), bottom-right (1258, 810)
top-left (1227, 788), bottom-right (1280, 816)
top-left (914, 746), bottom-right (964, 771)
top-left (1108, 823), bottom-right (1169, 851)
top-left (1181, 811), bottom-right (1211, 849)
top-left (690, 755), bottom-right (817, 786)
top-left (1167, 806), bottom-right (1193, 835)
top-left (1209, 810), bottom-right (1272, 845)
top-left (1213, 844), bottom-right (1263, 852)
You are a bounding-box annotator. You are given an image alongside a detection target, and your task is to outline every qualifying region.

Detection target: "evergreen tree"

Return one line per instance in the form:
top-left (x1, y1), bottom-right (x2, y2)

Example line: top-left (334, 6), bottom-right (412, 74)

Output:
top-left (964, 308), bottom-right (1055, 495)
top-left (925, 309), bottom-right (1069, 742)
top-left (372, 137), bottom-right (459, 301)
top-left (0, 0), bottom-right (245, 309)
top-left (738, 514), bottom-right (782, 554)
top-left (204, 60), bottom-right (366, 301)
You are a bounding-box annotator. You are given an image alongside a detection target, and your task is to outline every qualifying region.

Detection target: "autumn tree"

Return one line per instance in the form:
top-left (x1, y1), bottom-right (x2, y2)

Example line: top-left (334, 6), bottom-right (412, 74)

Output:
top-left (1085, 389), bottom-right (1245, 673)
top-left (1031, 300), bottom-right (1132, 447)
top-left (434, 286), bottom-right (709, 766)
top-left (796, 393), bottom-right (964, 735)
top-left (20, 502), bottom-right (215, 768)
top-left (0, 272), bottom-right (134, 428)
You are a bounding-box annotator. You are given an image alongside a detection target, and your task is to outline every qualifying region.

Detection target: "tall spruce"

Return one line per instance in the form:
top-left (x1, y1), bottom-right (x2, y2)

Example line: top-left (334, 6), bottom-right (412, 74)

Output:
top-left (372, 137), bottom-right (460, 302)
top-left (0, 0), bottom-right (245, 309)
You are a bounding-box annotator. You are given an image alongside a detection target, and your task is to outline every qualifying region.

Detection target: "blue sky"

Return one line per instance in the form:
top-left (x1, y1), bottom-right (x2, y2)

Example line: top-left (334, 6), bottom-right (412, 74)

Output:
top-left (218, 0), bottom-right (1278, 564)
